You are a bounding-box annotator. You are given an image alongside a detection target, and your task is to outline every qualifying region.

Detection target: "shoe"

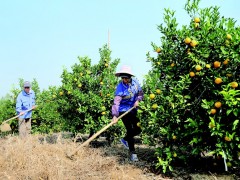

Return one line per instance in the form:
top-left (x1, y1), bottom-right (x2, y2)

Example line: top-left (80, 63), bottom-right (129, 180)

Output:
top-left (120, 138), bottom-right (129, 149)
top-left (130, 153), bottom-right (139, 162)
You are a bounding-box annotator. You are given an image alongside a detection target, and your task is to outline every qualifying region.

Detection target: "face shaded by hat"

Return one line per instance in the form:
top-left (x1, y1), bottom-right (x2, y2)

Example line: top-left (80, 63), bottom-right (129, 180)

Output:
top-left (119, 73), bottom-right (132, 79)
top-left (115, 65), bottom-right (134, 77)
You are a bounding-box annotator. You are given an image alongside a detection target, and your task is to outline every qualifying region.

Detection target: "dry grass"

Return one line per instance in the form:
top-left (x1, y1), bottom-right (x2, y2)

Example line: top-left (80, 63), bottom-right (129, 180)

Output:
top-left (0, 134), bottom-right (236, 180)
top-left (0, 134), bottom-right (164, 180)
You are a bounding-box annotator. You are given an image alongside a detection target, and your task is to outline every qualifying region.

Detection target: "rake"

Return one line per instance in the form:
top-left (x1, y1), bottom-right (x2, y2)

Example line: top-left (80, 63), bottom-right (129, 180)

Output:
top-left (0, 107), bottom-right (36, 132)
top-left (66, 107), bottom-right (135, 159)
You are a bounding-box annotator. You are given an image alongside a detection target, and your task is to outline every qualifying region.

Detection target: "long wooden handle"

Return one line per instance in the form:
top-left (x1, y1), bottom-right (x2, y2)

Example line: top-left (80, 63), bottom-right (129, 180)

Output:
top-left (67, 107), bottom-right (135, 158)
top-left (1, 106), bottom-right (36, 124)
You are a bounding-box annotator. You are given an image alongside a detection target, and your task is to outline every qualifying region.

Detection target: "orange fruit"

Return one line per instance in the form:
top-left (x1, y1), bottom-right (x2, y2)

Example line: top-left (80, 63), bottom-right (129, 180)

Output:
top-left (189, 72), bottom-right (195, 77)
top-left (213, 61), bottom-right (221, 68)
top-left (195, 65), bottom-right (202, 71)
top-left (231, 82), bottom-right (238, 88)
top-left (224, 136), bottom-right (231, 142)
top-left (210, 109), bottom-right (216, 114)
top-left (149, 94), bottom-right (155, 100)
top-left (172, 135), bottom-right (177, 140)
top-left (173, 153), bottom-right (177, 157)
top-left (206, 64), bottom-right (211, 68)
top-left (215, 101), bottom-right (222, 108)
top-left (226, 34), bottom-right (232, 40)
top-left (190, 40), bottom-right (198, 47)
top-left (184, 37), bottom-right (191, 44)
top-left (215, 78), bottom-right (222, 84)
top-left (156, 89), bottom-right (161, 94)
top-left (194, 17), bottom-right (200, 23)
top-left (101, 111), bottom-right (106, 115)
top-left (156, 48), bottom-right (161, 53)
top-left (170, 63), bottom-right (175, 67)
top-left (223, 59), bottom-right (229, 65)
top-left (152, 103), bottom-right (158, 109)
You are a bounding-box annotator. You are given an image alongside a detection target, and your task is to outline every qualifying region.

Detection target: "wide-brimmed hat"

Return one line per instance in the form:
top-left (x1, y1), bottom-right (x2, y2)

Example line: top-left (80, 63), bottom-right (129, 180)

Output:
top-left (115, 65), bottom-right (134, 77)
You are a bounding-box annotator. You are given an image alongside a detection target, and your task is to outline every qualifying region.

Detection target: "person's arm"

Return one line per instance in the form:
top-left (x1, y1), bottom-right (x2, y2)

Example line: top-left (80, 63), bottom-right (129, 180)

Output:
top-left (112, 96), bottom-right (122, 117)
top-left (136, 89), bottom-right (144, 102)
top-left (16, 93), bottom-right (23, 115)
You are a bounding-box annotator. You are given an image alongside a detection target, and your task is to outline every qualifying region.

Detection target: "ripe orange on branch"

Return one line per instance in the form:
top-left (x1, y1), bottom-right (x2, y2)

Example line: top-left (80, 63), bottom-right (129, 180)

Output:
top-left (194, 17), bottom-right (200, 23)
top-left (213, 61), bottom-right (221, 68)
top-left (156, 89), bottom-right (161, 94)
top-left (170, 63), bottom-right (175, 67)
top-left (215, 78), bottom-right (222, 84)
top-left (231, 82), bottom-right (238, 88)
top-left (149, 94), bottom-right (155, 100)
top-left (223, 59), bottom-right (229, 65)
top-left (224, 136), bottom-right (231, 142)
top-left (206, 64), bottom-right (211, 68)
top-left (156, 48), bottom-right (161, 53)
top-left (215, 101), bottom-right (222, 108)
top-left (195, 65), bottom-right (202, 71)
top-left (190, 40), bottom-right (198, 47)
top-left (210, 109), bottom-right (216, 114)
top-left (226, 34), bottom-right (232, 40)
top-left (189, 72), bottom-right (195, 77)
top-left (152, 103), bottom-right (158, 109)
top-left (184, 37), bottom-right (191, 44)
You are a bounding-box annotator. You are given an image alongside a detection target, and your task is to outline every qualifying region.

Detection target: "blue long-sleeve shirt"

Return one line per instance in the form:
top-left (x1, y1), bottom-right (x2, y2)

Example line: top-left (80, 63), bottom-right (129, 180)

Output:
top-left (16, 90), bottom-right (36, 119)
top-left (112, 77), bottom-right (144, 117)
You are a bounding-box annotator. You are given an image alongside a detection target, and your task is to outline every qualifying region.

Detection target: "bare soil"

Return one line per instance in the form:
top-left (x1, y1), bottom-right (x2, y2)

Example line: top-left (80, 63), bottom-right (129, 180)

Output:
top-left (0, 134), bottom-right (239, 180)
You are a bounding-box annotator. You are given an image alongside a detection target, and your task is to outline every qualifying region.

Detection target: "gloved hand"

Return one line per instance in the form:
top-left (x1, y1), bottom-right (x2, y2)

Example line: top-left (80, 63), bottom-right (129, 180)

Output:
top-left (112, 116), bottom-right (118, 124)
top-left (19, 111), bottom-right (25, 116)
top-left (134, 100), bottom-right (139, 108)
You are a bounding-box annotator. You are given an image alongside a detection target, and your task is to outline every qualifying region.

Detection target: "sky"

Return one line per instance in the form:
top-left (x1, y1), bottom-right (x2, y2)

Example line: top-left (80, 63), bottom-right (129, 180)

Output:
top-left (0, 0), bottom-right (239, 98)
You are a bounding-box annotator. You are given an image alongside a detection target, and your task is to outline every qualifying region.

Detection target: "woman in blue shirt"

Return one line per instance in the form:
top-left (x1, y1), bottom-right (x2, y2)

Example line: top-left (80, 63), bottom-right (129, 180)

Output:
top-left (112, 65), bottom-right (144, 162)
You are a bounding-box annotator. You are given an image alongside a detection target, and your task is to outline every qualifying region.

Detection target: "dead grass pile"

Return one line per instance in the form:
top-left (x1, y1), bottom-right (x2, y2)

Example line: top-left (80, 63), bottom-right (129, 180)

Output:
top-left (0, 135), bottom-right (156, 180)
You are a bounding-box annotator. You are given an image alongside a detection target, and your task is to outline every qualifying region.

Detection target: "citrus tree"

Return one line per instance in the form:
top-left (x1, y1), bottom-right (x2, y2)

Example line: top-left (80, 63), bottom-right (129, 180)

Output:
top-left (56, 45), bottom-right (123, 141)
top-left (31, 85), bottom-right (64, 134)
top-left (139, 0), bottom-right (240, 173)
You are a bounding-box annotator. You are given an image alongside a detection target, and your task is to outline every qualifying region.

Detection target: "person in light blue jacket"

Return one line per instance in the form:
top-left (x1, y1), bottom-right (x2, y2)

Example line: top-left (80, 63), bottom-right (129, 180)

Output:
top-left (111, 65), bottom-right (144, 162)
top-left (16, 81), bottom-right (36, 138)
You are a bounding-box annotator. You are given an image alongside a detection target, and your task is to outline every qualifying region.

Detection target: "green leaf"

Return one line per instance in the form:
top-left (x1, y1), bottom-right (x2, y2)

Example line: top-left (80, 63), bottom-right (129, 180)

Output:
top-left (227, 109), bottom-right (232, 116)
top-left (233, 110), bottom-right (238, 117)
top-left (233, 120), bottom-right (239, 130)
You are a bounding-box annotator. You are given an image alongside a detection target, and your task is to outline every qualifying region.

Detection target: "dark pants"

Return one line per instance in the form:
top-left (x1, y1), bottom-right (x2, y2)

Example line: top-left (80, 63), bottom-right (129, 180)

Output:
top-left (120, 110), bottom-right (141, 153)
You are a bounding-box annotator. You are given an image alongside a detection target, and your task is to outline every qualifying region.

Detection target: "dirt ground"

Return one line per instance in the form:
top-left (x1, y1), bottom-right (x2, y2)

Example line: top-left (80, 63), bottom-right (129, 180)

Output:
top-left (0, 134), bottom-right (239, 180)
